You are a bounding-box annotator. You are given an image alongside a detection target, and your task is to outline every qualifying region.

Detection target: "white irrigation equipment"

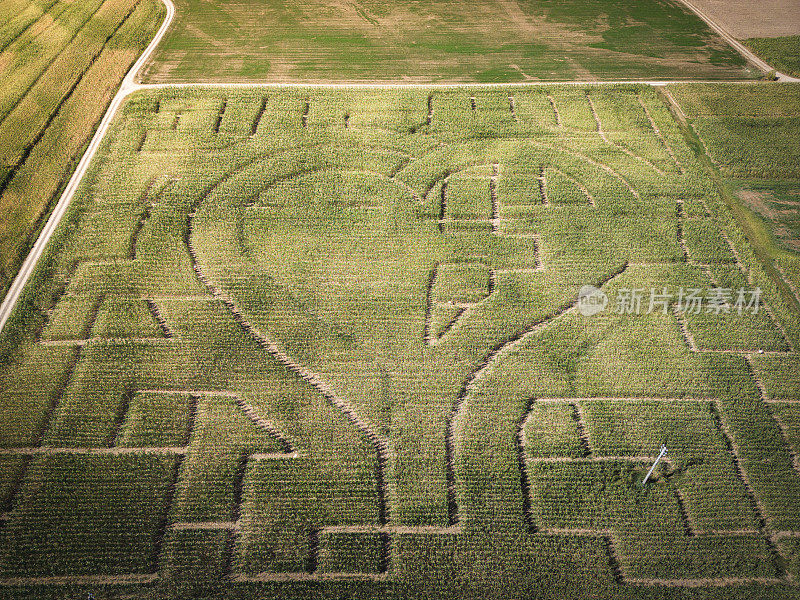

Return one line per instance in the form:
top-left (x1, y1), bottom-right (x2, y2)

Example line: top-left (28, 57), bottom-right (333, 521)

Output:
top-left (642, 445), bottom-right (668, 486)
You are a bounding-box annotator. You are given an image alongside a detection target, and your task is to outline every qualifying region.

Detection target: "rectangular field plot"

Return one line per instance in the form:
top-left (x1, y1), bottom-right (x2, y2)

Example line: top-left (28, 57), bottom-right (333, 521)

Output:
top-left (752, 355), bottom-right (800, 399)
top-left (579, 399), bottom-right (756, 531)
top-left (684, 310), bottom-right (791, 352)
top-left (160, 528), bottom-right (229, 594)
top-left (0, 86), bottom-right (798, 598)
top-left (522, 402), bottom-right (586, 459)
top-left (0, 454), bottom-right (176, 577)
top-left (316, 531), bottom-right (386, 574)
top-left (235, 458), bottom-right (380, 575)
top-left (115, 391), bottom-right (196, 448)
top-left (667, 85), bottom-right (800, 178)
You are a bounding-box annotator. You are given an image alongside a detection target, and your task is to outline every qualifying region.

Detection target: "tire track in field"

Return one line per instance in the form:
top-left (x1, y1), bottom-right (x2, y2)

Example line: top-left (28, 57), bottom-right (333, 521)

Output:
top-left (445, 260), bottom-right (628, 525)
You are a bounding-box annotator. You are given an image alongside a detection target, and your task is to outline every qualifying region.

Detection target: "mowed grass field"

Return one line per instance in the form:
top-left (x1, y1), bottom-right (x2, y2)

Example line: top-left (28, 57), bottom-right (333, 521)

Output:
top-left (0, 85), bottom-right (799, 599)
top-left (144, 0), bottom-right (754, 83)
top-left (0, 0), bottom-right (165, 301)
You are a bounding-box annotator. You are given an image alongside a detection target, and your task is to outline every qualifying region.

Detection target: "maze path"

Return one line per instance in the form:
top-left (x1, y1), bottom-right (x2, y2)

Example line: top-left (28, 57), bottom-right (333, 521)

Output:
top-left (518, 397), bottom-right (795, 585)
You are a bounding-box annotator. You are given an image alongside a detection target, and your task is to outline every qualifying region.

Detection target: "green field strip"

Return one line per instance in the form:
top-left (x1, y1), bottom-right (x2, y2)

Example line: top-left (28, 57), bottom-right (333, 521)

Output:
top-left (0, 0), bottom-right (166, 296)
top-left (146, 0), bottom-right (753, 83)
top-left (0, 0), bottom-right (61, 53)
top-left (0, 0), bottom-right (139, 166)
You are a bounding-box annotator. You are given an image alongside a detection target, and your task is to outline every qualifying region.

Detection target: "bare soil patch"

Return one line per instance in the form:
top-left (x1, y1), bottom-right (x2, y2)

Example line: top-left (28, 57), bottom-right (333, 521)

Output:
top-left (684, 0), bottom-right (800, 38)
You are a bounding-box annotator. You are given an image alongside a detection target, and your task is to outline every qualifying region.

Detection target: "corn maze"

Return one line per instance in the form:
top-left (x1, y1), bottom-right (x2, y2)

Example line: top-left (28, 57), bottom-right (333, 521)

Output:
top-left (1, 85), bottom-right (800, 599)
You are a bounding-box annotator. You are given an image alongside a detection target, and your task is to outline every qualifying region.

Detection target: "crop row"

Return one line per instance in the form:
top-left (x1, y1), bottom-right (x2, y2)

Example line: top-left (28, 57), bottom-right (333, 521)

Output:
top-left (0, 454), bottom-right (175, 577)
top-left (0, 0), bottom-right (165, 292)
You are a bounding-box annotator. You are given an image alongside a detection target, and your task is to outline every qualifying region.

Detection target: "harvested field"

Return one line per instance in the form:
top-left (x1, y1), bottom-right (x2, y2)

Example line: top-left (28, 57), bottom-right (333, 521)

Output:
top-left (677, 0), bottom-right (800, 39)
